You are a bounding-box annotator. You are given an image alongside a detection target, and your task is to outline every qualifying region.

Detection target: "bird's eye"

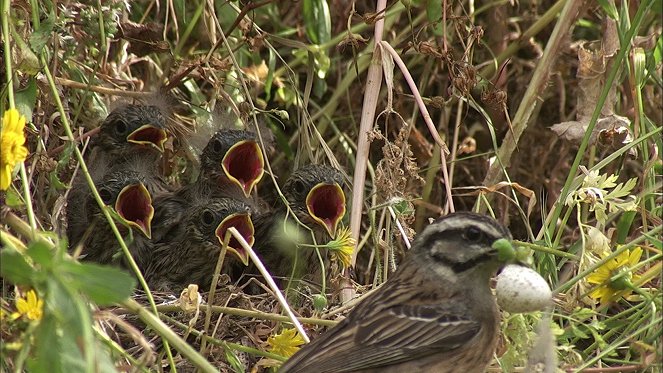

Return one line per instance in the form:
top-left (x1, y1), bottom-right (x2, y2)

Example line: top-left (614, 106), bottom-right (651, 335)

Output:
top-left (201, 209), bottom-right (216, 226)
top-left (99, 188), bottom-right (113, 204)
top-left (463, 226), bottom-right (484, 243)
top-left (114, 120), bottom-right (128, 135)
top-left (293, 180), bottom-right (306, 195)
top-left (212, 138), bottom-right (224, 153)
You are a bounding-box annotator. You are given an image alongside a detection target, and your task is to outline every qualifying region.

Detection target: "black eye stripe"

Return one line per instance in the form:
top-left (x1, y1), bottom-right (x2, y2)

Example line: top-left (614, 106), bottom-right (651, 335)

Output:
top-left (430, 251), bottom-right (496, 272)
top-left (418, 224), bottom-right (503, 273)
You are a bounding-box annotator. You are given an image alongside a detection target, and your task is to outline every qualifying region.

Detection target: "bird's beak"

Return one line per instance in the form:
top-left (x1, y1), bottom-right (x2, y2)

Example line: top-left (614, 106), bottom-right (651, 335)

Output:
top-left (126, 124), bottom-right (168, 152)
top-left (221, 140), bottom-right (265, 197)
top-left (306, 183), bottom-right (346, 236)
top-left (115, 183), bottom-right (154, 239)
top-left (215, 213), bottom-right (255, 266)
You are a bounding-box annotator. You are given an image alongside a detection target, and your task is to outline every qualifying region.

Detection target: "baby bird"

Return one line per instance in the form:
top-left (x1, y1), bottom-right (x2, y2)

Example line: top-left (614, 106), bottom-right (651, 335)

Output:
top-left (252, 164), bottom-right (346, 284)
top-left (197, 129), bottom-right (265, 199)
top-left (87, 104), bottom-right (168, 165)
top-left (67, 104), bottom-right (170, 253)
top-left (281, 164), bottom-right (346, 237)
top-left (67, 163), bottom-right (164, 271)
top-left (279, 212), bottom-right (517, 373)
top-left (144, 196), bottom-right (255, 292)
top-left (151, 129), bottom-right (265, 242)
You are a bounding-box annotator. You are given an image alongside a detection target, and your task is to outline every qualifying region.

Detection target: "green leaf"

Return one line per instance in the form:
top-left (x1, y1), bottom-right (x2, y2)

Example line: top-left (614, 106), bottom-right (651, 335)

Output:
top-left (426, 0), bottom-right (444, 36)
top-left (303, 0), bottom-right (331, 45)
top-left (391, 198), bottom-right (409, 214)
top-left (571, 325), bottom-right (590, 339)
top-left (26, 240), bottom-right (54, 268)
top-left (4, 188), bottom-right (24, 207)
top-left (0, 248), bottom-right (34, 285)
top-left (654, 34), bottom-right (663, 65)
top-left (574, 307), bottom-right (594, 320)
top-left (15, 78), bottom-right (38, 121)
top-left (46, 279), bottom-right (87, 334)
top-left (265, 49), bottom-right (277, 100)
top-left (29, 13), bottom-right (55, 53)
top-left (224, 347), bottom-right (245, 373)
top-left (11, 28), bottom-right (40, 75)
top-left (29, 314), bottom-right (66, 373)
top-left (597, 0), bottom-right (619, 20)
top-left (49, 171), bottom-right (68, 190)
top-left (61, 262), bottom-right (136, 305)
top-left (615, 211), bottom-right (637, 244)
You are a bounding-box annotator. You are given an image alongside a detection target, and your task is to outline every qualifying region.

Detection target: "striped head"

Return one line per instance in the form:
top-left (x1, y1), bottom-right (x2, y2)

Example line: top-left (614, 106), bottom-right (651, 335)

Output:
top-left (411, 212), bottom-right (514, 279)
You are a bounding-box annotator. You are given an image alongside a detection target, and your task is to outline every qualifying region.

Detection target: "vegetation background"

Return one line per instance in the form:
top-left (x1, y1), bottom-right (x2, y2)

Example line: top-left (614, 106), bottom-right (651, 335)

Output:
top-left (1, 0), bottom-right (661, 372)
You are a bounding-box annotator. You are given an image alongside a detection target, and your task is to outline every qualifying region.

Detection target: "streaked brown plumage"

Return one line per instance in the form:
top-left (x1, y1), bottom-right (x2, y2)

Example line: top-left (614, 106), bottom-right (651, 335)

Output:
top-left (279, 212), bottom-right (515, 373)
top-left (143, 197), bottom-right (255, 292)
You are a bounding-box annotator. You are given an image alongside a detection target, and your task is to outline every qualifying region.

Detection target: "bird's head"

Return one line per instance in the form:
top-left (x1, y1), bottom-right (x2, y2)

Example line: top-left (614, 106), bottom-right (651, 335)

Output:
top-left (96, 104), bottom-right (168, 153)
top-left (189, 198), bottom-right (255, 266)
top-left (411, 212), bottom-right (516, 281)
top-left (200, 129), bottom-right (265, 197)
top-left (95, 170), bottom-right (155, 238)
top-left (283, 164), bottom-right (346, 237)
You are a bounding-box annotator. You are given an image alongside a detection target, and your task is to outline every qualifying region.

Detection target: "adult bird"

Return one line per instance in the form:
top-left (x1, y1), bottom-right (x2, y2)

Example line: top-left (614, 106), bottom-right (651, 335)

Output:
top-left (279, 212), bottom-right (519, 373)
top-left (251, 164), bottom-right (346, 284)
top-left (143, 196), bottom-right (256, 292)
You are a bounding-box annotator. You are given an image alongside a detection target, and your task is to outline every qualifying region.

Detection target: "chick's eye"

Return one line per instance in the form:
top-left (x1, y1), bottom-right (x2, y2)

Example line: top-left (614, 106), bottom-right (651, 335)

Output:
top-left (201, 210), bottom-right (216, 226)
top-left (99, 188), bottom-right (113, 204)
top-left (212, 138), bottom-right (224, 153)
top-left (464, 226), bottom-right (484, 243)
top-left (114, 120), bottom-right (128, 135)
top-left (293, 180), bottom-right (306, 195)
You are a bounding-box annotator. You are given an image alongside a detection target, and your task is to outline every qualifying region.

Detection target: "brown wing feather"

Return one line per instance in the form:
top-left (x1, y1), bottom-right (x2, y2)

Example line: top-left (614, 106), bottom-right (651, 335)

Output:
top-left (279, 263), bottom-right (482, 373)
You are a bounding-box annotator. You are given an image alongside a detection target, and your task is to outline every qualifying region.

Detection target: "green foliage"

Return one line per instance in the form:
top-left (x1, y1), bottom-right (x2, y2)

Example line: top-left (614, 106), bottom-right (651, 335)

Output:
top-left (303, 0), bottom-right (331, 45)
top-left (2, 0), bottom-right (661, 371)
top-left (1, 236), bottom-right (135, 371)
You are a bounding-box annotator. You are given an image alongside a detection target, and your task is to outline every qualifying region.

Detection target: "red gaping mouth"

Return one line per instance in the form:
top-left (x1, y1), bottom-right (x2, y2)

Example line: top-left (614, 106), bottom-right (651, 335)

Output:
top-left (222, 140), bottom-right (265, 197)
top-left (215, 213), bottom-right (255, 266)
top-left (115, 183), bottom-right (154, 238)
top-left (127, 124), bottom-right (168, 152)
top-left (306, 183), bottom-right (346, 236)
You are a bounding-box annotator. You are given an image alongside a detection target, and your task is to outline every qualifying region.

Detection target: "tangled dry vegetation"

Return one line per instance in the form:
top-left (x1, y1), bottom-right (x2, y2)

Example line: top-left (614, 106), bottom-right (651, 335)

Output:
top-left (1, 0), bottom-right (662, 372)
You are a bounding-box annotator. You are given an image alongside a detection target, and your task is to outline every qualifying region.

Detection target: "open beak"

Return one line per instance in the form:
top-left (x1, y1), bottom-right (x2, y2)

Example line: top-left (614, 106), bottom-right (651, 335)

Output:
top-left (222, 140), bottom-right (265, 197)
top-left (126, 124), bottom-right (168, 152)
top-left (115, 183), bottom-right (154, 238)
top-left (215, 213), bottom-right (255, 266)
top-left (306, 183), bottom-right (346, 236)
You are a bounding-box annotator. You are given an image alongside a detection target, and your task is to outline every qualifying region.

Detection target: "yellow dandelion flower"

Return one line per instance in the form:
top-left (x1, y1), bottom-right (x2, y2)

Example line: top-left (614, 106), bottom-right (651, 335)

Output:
top-left (14, 289), bottom-right (44, 321)
top-left (1, 109), bottom-right (29, 190)
top-left (587, 246), bottom-right (642, 305)
top-left (267, 328), bottom-right (306, 357)
top-left (327, 226), bottom-right (355, 269)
